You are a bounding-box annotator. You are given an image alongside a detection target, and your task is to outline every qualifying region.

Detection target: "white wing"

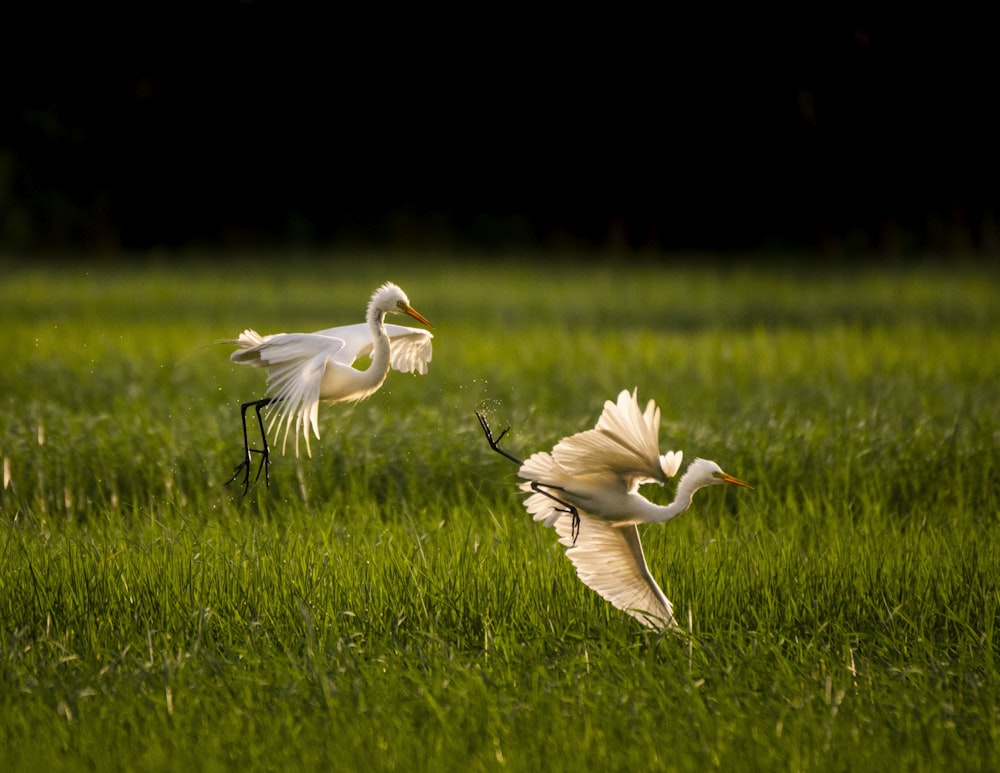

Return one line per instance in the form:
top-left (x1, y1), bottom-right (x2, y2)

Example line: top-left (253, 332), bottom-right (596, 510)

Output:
top-left (551, 512), bottom-right (675, 630)
top-left (312, 323), bottom-right (433, 373)
top-left (383, 324), bottom-right (434, 374)
top-left (552, 389), bottom-right (681, 487)
top-left (230, 329), bottom-right (349, 368)
top-left (309, 323), bottom-right (378, 365)
top-left (229, 324), bottom-right (432, 457)
top-left (230, 330), bottom-right (347, 457)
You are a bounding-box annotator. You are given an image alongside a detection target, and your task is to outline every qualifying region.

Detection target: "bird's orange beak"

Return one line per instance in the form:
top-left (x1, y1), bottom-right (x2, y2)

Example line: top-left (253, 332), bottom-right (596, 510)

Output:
top-left (719, 472), bottom-right (753, 489)
top-left (402, 303), bottom-right (433, 328)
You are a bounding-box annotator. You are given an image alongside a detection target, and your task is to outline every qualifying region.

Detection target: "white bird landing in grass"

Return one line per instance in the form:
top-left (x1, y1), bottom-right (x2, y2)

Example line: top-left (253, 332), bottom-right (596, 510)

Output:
top-left (476, 388), bottom-right (752, 630)
top-left (226, 281), bottom-right (433, 492)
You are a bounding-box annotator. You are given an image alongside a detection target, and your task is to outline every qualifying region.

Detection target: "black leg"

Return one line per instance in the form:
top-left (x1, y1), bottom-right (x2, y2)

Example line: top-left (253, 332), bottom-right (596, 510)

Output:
top-left (529, 481), bottom-right (582, 543)
top-left (475, 410), bottom-right (523, 466)
top-left (475, 411), bottom-right (581, 542)
top-left (226, 397), bottom-right (275, 493)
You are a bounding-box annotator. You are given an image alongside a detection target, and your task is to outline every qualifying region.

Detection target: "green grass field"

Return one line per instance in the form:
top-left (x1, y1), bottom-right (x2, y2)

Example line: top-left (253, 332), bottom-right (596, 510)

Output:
top-left (2, 254), bottom-right (999, 771)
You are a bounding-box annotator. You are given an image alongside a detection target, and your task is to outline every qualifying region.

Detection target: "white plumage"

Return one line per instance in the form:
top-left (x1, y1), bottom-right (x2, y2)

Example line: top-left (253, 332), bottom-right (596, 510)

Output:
top-left (226, 282), bottom-right (432, 490)
top-left (231, 321), bottom-right (432, 456)
top-left (480, 389), bottom-right (752, 630)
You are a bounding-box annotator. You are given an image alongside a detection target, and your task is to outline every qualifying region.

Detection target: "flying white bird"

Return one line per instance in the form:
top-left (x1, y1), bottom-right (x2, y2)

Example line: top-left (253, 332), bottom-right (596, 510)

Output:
top-left (227, 281), bottom-right (433, 491)
top-left (477, 389), bottom-right (752, 630)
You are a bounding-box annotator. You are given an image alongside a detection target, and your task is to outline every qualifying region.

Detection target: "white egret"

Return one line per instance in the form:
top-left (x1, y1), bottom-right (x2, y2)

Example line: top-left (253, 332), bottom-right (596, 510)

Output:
top-left (477, 389), bottom-right (752, 630)
top-left (227, 281), bottom-right (433, 491)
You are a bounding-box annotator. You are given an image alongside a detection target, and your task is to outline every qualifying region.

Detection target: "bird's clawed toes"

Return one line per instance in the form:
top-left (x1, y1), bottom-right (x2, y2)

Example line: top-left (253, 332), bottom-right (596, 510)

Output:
top-left (225, 461), bottom-right (248, 491)
top-left (227, 397), bottom-right (274, 494)
top-left (475, 411), bottom-right (506, 447)
top-left (476, 411), bottom-right (523, 466)
top-left (553, 505), bottom-right (581, 543)
top-left (225, 449), bottom-right (270, 494)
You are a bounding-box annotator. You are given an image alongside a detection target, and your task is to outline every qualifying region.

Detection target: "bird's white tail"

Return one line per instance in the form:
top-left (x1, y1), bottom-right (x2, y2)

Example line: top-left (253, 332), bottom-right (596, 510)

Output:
top-left (229, 329), bottom-right (266, 364)
top-left (519, 452), bottom-right (572, 527)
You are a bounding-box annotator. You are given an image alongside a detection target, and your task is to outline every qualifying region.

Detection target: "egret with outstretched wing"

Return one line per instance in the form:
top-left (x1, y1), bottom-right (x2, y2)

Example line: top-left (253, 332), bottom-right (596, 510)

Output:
top-left (227, 282), bottom-right (432, 491)
top-left (477, 389), bottom-right (751, 629)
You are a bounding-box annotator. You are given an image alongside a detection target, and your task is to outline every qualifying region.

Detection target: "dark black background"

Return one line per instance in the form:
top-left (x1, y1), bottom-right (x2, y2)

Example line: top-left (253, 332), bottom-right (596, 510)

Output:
top-left (3, 9), bottom-right (996, 256)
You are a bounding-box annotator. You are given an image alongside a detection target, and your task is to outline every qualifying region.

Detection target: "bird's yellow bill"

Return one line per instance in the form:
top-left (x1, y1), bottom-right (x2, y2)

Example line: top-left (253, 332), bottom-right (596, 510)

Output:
top-left (718, 472), bottom-right (753, 489)
top-left (402, 303), bottom-right (433, 328)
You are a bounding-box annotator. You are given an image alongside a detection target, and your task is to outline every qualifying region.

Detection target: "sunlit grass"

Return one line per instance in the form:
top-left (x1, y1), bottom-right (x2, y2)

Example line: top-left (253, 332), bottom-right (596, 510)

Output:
top-left (2, 253), bottom-right (999, 771)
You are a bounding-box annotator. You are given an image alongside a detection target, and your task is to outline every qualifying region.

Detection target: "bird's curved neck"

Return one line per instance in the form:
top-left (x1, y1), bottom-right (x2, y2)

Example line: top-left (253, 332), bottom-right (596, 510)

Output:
top-left (648, 475), bottom-right (700, 523)
top-left (365, 302), bottom-right (392, 373)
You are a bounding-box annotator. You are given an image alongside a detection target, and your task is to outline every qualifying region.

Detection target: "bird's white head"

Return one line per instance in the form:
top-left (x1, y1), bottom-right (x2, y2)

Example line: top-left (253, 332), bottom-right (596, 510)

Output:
top-left (682, 458), bottom-right (753, 492)
top-left (369, 282), bottom-right (433, 327)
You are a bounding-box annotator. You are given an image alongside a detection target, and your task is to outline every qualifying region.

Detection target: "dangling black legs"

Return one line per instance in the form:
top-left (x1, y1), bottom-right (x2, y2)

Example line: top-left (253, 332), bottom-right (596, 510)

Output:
top-left (474, 411), bottom-right (581, 542)
top-left (475, 411), bottom-right (522, 465)
top-left (226, 397), bottom-right (275, 493)
top-left (528, 481), bottom-right (582, 543)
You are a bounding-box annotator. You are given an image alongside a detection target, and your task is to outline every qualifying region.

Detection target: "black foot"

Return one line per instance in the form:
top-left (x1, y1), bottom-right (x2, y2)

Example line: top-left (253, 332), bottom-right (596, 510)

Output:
top-left (227, 397), bottom-right (275, 494)
top-left (225, 447), bottom-right (270, 494)
top-left (476, 411), bottom-right (581, 544)
top-left (475, 411), bottom-right (522, 466)
top-left (531, 482), bottom-right (581, 544)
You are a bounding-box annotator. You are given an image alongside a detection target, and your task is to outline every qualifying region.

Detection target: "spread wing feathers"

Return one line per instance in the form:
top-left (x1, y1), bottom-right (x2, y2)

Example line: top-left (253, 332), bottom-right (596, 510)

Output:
top-left (552, 389), bottom-right (682, 487)
top-left (308, 323), bottom-right (378, 364)
top-left (310, 323), bottom-right (434, 373)
top-left (228, 326), bottom-right (433, 458)
top-left (264, 351), bottom-right (332, 458)
top-left (551, 512), bottom-right (676, 630)
top-left (382, 325), bottom-right (434, 374)
top-left (229, 330), bottom-right (350, 367)
top-left (229, 330), bottom-right (348, 458)
top-left (243, 324), bottom-right (434, 372)
top-left (517, 433), bottom-right (676, 630)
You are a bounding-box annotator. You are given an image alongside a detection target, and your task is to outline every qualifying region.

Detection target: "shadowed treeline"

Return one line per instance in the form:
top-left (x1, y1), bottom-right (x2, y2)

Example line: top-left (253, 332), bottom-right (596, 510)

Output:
top-left (2, 13), bottom-right (997, 257)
